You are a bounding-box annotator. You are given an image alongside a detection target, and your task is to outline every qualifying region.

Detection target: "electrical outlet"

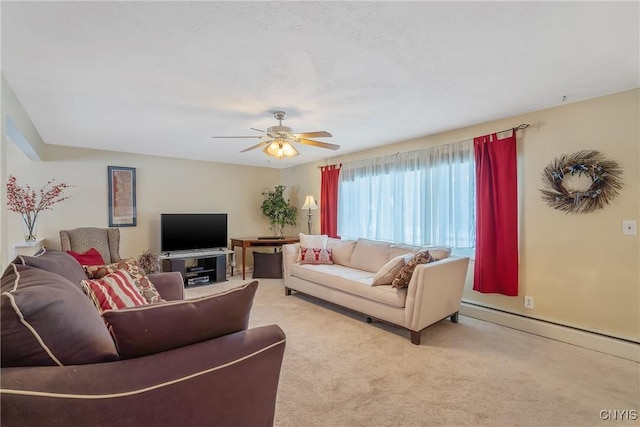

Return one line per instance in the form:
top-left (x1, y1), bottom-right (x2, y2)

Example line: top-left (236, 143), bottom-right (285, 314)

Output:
top-left (524, 296), bottom-right (534, 310)
top-left (622, 220), bottom-right (637, 236)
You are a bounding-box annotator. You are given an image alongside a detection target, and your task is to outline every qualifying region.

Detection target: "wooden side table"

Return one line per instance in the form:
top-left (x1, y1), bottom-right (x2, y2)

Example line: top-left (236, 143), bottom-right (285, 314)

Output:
top-left (230, 237), bottom-right (300, 280)
top-left (13, 239), bottom-right (46, 257)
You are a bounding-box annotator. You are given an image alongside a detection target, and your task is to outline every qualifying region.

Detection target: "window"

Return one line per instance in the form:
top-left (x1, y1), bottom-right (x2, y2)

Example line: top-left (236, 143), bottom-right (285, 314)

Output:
top-left (337, 140), bottom-right (475, 255)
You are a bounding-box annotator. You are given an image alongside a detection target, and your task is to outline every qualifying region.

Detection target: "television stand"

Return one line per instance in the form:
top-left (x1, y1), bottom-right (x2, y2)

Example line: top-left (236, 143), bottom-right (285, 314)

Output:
top-left (160, 251), bottom-right (229, 287)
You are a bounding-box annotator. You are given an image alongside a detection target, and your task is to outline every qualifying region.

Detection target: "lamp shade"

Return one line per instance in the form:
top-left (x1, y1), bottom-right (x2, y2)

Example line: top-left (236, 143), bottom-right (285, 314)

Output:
top-left (301, 195), bottom-right (318, 210)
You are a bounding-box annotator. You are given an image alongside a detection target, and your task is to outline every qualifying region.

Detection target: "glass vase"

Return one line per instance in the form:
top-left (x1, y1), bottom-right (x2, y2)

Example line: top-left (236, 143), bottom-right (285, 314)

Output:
top-left (21, 213), bottom-right (38, 243)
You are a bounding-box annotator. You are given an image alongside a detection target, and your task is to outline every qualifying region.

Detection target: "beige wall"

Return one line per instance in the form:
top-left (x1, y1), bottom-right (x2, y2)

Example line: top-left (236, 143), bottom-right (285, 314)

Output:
top-left (282, 89), bottom-right (640, 341)
top-left (3, 141), bottom-right (284, 267)
top-left (1, 73), bottom-right (47, 267)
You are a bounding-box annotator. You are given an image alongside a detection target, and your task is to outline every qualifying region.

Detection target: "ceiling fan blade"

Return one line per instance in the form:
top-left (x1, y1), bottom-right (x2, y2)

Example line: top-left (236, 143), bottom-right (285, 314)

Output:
top-left (292, 131), bottom-right (332, 138)
top-left (250, 128), bottom-right (265, 132)
top-left (240, 141), bottom-right (271, 153)
top-left (298, 139), bottom-right (340, 150)
top-left (212, 136), bottom-right (263, 139)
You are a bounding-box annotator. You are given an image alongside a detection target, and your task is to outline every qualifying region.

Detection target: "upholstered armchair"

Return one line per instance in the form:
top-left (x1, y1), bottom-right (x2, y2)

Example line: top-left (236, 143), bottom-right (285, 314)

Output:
top-left (60, 227), bottom-right (122, 264)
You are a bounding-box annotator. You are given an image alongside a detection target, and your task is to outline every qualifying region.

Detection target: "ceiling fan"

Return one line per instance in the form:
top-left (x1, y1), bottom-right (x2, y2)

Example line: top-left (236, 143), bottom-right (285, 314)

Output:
top-left (212, 111), bottom-right (339, 159)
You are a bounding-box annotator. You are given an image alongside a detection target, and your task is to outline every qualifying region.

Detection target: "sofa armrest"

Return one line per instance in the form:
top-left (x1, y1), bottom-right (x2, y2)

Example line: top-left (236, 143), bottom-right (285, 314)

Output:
top-left (1, 325), bottom-right (286, 427)
top-left (404, 256), bottom-right (470, 331)
top-left (148, 271), bottom-right (184, 301)
top-left (282, 243), bottom-right (300, 287)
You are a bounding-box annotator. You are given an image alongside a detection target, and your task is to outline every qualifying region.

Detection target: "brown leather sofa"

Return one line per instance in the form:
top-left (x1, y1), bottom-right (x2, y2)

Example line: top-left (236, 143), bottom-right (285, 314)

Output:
top-left (1, 249), bottom-right (286, 427)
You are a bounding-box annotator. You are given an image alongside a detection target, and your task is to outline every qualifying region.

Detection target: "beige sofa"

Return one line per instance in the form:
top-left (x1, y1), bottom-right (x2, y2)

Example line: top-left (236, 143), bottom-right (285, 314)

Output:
top-left (283, 238), bottom-right (469, 344)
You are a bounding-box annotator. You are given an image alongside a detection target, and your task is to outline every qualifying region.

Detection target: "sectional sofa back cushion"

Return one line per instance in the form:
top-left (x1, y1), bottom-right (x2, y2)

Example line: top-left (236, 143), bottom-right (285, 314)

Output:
top-left (103, 281), bottom-right (258, 359)
top-left (349, 239), bottom-right (391, 273)
top-left (326, 238), bottom-right (357, 266)
top-left (390, 243), bottom-right (420, 259)
top-left (390, 244), bottom-right (452, 261)
top-left (0, 263), bottom-right (119, 367)
top-left (14, 248), bottom-right (88, 289)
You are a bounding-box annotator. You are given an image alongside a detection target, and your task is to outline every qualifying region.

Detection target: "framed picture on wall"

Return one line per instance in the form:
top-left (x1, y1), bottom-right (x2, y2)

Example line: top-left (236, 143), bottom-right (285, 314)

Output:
top-left (108, 166), bottom-right (137, 227)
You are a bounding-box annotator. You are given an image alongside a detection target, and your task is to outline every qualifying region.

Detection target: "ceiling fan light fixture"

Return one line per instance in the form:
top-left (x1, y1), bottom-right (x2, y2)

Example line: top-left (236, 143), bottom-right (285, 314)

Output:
top-left (264, 140), bottom-right (299, 159)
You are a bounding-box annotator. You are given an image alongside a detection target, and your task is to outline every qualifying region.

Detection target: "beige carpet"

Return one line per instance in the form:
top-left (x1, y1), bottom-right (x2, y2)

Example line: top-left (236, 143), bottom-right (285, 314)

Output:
top-left (186, 277), bottom-right (639, 427)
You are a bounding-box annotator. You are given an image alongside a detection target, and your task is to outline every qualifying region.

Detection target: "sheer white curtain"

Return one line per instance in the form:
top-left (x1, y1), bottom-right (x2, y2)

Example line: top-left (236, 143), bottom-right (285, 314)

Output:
top-left (338, 140), bottom-right (475, 251)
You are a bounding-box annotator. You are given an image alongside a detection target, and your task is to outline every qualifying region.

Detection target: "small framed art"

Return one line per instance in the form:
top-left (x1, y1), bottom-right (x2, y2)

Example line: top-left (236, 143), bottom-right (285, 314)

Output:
top-left (108, 166), bottom-right (137, 227)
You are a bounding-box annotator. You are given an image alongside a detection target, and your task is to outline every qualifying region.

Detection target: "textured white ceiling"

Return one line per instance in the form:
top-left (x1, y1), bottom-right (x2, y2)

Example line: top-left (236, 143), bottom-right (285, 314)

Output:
top-left (2, 1), bottom-right (638, 169)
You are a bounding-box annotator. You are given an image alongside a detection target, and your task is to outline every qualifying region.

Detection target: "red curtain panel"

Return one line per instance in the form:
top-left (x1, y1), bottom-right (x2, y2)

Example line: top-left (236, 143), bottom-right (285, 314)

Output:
top-left (320, 164), bottom-right (341, 238)
top-left (473, 132), bottom-right (519, 296)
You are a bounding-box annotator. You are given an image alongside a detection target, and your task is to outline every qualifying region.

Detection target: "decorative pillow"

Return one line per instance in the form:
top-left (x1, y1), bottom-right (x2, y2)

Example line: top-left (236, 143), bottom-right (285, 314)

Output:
top-left (13, 248), bottom-right (88, 289)
top-left (349, 239), bottom-right (391, 273)
top-left (297, 233), bottom-right (329, 262)
top-left (66, 247), bottom-right (106, 266)
top-left (81, 269), bottom-right (148, 313)
top-left (372, 254), bottom-right (411, 286)
top-left (1, 263), bottom-right (119, 367)
top-left (299, 247), bottom-right (333, 265)
top-left (102, 281), bottom-right (259, 359)
top-left (423, 246), bottom-right (452, 261)
top-left (84, 258), bottom-right (163, 304)
top-left (299, 233), bottom-right (329, 249)
top-left (252, 252), bottom-right (283, 279)
top-left (391, 251), bottom-right (435, 288)
top-left (327, 238), bottom-right (357, 266)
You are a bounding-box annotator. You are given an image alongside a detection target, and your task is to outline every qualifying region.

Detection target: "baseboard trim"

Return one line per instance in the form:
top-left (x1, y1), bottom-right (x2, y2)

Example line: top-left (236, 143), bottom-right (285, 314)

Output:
top-left (459, 303), bottom-right (640, 362)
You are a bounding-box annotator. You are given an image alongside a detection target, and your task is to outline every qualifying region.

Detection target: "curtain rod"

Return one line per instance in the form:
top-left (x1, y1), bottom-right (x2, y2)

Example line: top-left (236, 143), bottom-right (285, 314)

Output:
top-left (500, 123), bottom-right (530, 133)
top-left (317, 124), bottom-right (530, 168)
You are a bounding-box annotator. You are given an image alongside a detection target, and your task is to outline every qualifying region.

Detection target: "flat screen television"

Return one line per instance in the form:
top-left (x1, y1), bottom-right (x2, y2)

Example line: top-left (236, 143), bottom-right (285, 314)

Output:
top-left (161, 213), bottom-right (228, 253)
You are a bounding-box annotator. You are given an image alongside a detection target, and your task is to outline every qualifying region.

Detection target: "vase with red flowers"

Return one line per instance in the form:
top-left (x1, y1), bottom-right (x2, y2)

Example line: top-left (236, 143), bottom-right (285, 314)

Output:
top-left (6, 175), bottom-right (73, 242)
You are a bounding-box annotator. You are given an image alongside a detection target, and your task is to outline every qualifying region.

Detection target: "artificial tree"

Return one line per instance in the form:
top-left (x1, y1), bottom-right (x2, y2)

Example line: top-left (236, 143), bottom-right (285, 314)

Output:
top-left (260, 185), bottom-right (297, 237)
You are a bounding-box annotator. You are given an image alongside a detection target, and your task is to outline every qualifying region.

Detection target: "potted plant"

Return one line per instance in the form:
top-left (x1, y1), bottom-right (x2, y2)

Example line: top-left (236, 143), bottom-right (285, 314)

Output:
top-left (260, 185), bottom-right (297, 237)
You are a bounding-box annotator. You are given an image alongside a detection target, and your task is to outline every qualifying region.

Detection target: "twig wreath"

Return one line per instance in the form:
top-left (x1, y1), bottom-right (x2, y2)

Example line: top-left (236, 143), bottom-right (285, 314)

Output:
top-left (540, 150), bottom-right (623, 214)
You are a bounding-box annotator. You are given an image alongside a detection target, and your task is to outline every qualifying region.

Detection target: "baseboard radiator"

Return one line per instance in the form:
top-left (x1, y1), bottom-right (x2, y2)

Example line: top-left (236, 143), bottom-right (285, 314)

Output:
top-left (459, 302), bottom-right (640, 362)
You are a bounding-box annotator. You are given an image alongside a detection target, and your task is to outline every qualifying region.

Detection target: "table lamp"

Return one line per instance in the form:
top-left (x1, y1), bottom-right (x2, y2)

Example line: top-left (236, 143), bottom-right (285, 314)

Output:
top-left (301, 195), bottom-right (318, 234)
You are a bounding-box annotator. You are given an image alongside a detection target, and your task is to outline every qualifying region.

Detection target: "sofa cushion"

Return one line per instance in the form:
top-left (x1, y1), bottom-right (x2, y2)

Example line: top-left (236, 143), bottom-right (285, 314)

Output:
top-left (372, 254), bottom-right (411, 286)
top-left (81, 269), bottom-right (148, 313)
top-left (326, 238), bottom-right (357, 266)
top-left (390, 243), bottom-right (420, 259)
top-left (390, 244), bottom-right (452, 260)
top-left (290, 263), bottom-right (406, 308)
top-left (14, 248), bottom-right (88, 289)
top-left (300, 247), bottom-right (333, 265)
top-left (1, 263), bottom-right (119, 367)
top-left (391, 251), bottom-right (435, 288)
top-left (84, 258), bottom-right (163, 304)
top-left (349, 239), bottom-right (391, 273)
top-left (66, 247), bottom-right (106, 266)
top-left (102, 281), bottom-right (258, 359)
